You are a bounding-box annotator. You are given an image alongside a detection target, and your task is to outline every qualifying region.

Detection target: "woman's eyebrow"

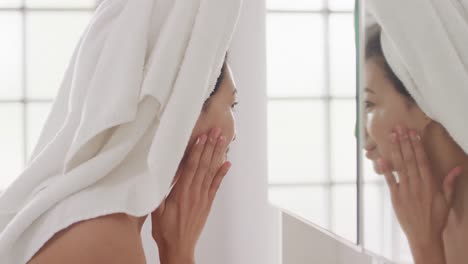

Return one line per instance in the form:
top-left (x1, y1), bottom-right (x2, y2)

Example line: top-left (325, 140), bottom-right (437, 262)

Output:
top-left (365, 87), bottom-right (375, 94)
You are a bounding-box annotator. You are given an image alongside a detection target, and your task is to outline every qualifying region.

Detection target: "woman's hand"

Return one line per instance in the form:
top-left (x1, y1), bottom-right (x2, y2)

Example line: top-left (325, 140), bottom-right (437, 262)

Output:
top-left (378, 125), bottom-right (462, 264)
top-left (151, 128), bottom-right (231, 264)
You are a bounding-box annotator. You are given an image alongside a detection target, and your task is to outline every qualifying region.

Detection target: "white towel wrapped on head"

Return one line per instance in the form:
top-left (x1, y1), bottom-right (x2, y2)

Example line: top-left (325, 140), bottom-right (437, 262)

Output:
top-left (368, 0), bottom-right (468, 154)
top-left (0, 0), bottom-right (242, 262)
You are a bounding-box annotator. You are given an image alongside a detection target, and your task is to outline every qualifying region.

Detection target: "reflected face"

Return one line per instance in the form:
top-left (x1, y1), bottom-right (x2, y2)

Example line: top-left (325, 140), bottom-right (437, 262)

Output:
top-left (186, 64), bottom-right (238, 160)
top-left (364, 59), bottom-right (426, 174)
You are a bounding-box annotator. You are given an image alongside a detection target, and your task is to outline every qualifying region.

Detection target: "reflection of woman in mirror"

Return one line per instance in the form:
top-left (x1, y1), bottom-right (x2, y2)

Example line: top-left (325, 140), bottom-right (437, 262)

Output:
top-left (363, 3), bottom-right (468, 262)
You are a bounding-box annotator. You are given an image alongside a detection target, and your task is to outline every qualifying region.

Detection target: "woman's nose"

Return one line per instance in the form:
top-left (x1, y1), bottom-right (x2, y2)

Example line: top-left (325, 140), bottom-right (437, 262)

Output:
top-left (362, 125), bottom-right (371, 150)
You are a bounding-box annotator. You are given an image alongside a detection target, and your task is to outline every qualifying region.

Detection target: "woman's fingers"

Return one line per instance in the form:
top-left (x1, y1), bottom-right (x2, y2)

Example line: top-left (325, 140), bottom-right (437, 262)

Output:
top-left (178, 134), bottom-right (208, 189)
top-left (443, 166), bottom-right (462, 206)
top-left (202, 135), bottom-right (228, 190)
top-left (191, 128), bottom-right (222, 189)
top-left (171, 157), bottom-right (185, 187)
top-left (409, 130), bottom-right (433, 186)
top-left (208, 161), bottom-right (232, 201)
top-left (390, 132), bottom-right (409, 186)
top-left (396, 126), bottom-right (420, 185)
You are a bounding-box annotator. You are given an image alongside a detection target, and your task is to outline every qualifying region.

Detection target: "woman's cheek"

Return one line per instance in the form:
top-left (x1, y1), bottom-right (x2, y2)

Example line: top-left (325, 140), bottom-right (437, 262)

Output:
top-left (219, 114), bottom-right (235, 143)
top-left (227, 113), bottom-right (236, 141)
top-left (366, 112), bottom-right (378, 141)
top-left (367, 111), bottom-right (391, 159)
top-left (188, 114), bottom-right (212, 151)
top-left (189, 118), bottom-right (205, 143)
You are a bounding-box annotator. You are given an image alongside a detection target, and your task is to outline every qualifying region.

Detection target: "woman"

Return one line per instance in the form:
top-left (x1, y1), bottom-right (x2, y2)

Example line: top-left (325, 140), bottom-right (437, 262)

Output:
top-left (28, 60), bottom-right (239, 264)
top-left (0, 0), bottom-right (243, 263)
top-left (364, 24), bottom-right (468, 264)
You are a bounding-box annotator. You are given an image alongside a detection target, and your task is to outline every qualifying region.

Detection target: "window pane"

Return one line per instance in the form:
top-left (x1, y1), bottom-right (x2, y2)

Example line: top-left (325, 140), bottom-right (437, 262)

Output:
top-left (363, 181), bottom-right (408, 261)
top-left (330, 13), bottom-right (356, 97)
top-left (0, 12), bottom-right (22, 99)
top-left (363, 153), bottom-right (380, 182)
top-left (267, 0), bottom-right (324, 10)
top-left (0, 0), bottom-right (21, 7)
top-left (269, 186), bottom-right (329, 228)
top-left (330, 99), bottom-right (356, 182)
top-left (0, 104), bottom-right (23, 190)
top-left (328, 0), bottom-right (355, 11)
top-left (268, 100), bottom-right (327, 183)
top-left (363, 183), bottom-right (384, 254)
top-left (25, 0), bottom-right (95, 8)
top-left (331, 184), bottom-right (357, 242)
top-left (397, 228), bottom-right (412, 263)
top-left (267, 14), bottom-right (325, 97)
top-left (26, 102), bottom-right (52, 159)
top-left (26, 12), bottom-right (91, 99)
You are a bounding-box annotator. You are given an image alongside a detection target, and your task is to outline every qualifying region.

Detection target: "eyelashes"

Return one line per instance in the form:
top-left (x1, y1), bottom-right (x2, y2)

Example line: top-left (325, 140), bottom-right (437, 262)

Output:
top-left (231, 102), bottom-right (239, 111)
top-left (364, 100), bottom-right (375, 110)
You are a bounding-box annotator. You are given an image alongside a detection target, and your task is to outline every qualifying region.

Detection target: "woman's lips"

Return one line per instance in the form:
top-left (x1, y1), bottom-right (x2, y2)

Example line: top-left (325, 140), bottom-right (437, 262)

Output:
top-left (364, 145), bottom-right (378, 160)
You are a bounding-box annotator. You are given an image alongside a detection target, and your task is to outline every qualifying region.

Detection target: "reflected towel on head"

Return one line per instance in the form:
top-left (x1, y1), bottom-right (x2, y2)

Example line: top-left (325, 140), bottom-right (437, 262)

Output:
top-left (0, 0), bottom-right (242, 262)
top-left (368, 0), bottom-right (468, 154)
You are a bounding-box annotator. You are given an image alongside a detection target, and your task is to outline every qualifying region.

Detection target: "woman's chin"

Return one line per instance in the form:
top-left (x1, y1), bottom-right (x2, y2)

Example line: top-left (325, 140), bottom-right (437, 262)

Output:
top-left (371, 160), bottom-right (385, 175)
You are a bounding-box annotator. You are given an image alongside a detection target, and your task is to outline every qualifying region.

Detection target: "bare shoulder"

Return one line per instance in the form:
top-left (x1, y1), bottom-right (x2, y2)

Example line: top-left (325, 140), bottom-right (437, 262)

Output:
top-left (28, 213), bottom-right (146, 264)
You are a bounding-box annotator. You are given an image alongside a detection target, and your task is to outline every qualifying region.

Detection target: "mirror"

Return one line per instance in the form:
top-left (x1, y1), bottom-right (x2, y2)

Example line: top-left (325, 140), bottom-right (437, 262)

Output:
top-left (360, 1), bottom-right (468, 263)
top-left (266, 0), bottom-right (358, 243)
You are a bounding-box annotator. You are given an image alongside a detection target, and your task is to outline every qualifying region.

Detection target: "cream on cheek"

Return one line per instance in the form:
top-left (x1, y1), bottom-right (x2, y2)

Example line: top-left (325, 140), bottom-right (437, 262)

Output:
top-left (371, 100), bottom-right (413, 167)
top-left (370, 109), bottom-right (396, 162)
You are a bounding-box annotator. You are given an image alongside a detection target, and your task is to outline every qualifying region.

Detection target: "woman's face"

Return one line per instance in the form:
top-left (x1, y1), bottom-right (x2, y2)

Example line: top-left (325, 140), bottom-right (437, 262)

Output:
top-left (187, 64), bottom-right (238, 160)
top-left (364, 58), bottom-right (427, 174)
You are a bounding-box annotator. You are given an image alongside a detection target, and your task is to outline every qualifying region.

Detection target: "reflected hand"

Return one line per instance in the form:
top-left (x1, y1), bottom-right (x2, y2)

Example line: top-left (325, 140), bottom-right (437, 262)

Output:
top-left (151, 128), bottom-right (231, 264)
top-left (378, 125), bottom-right (462, 264)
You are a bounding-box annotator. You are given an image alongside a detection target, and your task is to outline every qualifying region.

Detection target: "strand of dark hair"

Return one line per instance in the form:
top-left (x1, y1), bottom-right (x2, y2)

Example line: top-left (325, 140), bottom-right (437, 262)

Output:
top-left (365, 25), bottom-right (413, 100)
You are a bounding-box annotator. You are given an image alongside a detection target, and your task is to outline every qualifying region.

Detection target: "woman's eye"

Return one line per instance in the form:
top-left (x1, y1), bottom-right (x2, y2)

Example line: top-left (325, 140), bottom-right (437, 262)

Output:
top-left (364, 100), bottom-right (375, 110)
top-left (231, 102), bottom-right (238, 111)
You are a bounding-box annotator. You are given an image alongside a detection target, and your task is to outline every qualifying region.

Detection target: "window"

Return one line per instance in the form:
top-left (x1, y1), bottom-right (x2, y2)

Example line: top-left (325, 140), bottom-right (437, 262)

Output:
top-left (0, 1), bottom-right (95, 190)
top-left (266, 0), bottom-right (357, 242)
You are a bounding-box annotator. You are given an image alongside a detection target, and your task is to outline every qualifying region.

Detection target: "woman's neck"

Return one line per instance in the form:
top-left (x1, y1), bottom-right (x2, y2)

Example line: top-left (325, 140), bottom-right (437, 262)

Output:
top-left (424, 126), bottom-right (468, 217)
top-left (424, 126), bottom-right (468, 264)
